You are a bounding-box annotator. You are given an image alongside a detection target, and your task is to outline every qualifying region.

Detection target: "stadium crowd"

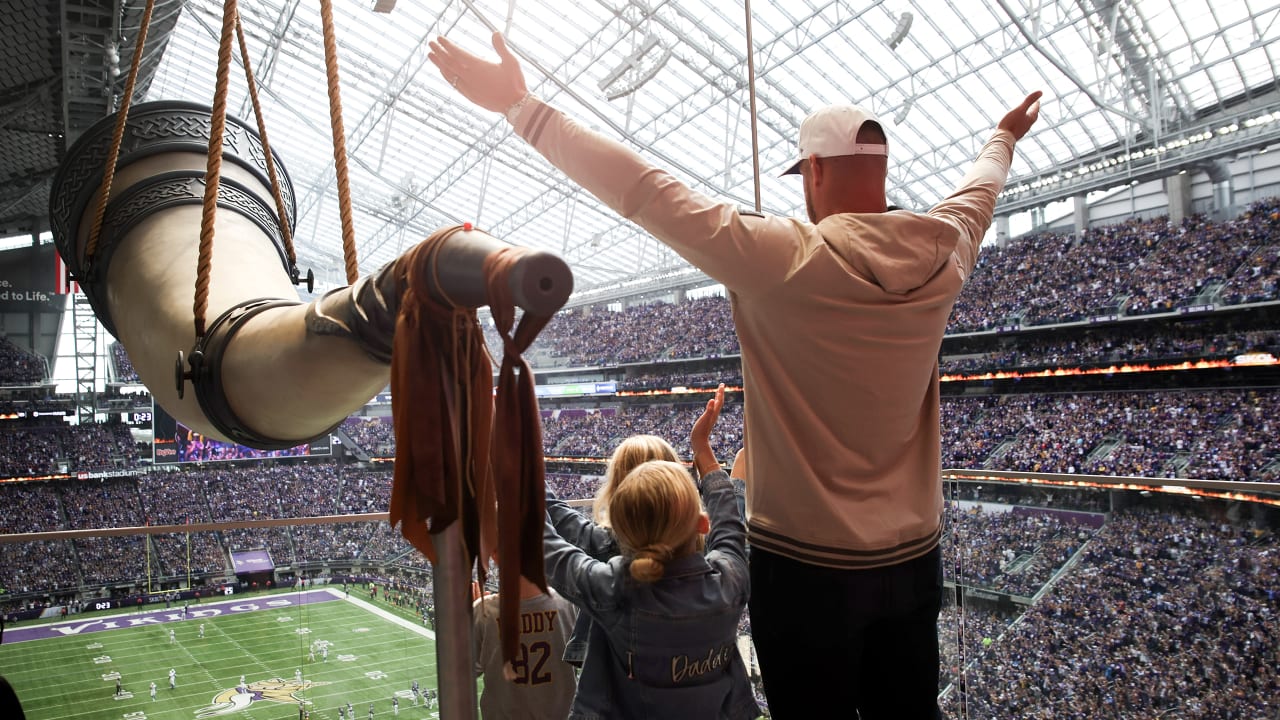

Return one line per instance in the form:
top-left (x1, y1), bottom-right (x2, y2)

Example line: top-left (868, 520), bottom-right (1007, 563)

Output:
top-left (937, 600), bottom-right (1019, 694)
top-left (0, 337), bottom-right (44, 385)
top-left (330, 390), bottom-right (1278, 483)
top-left (0, 199), bottom-right (1276, 717)
top-left (0, 420), bottom-right (137, 477)
top-left (0, 446), bottom-right (1275, 719)
top-left (489, 294), bottom-right (741, 368)
top-left (940, 325), bottom-right (1280, 375)
top-left (943, 505), bottom-right (1100, 597)
top-left (0, 464), bottom-right (408, 596)
top-left (617, 366), bottom-right (744, 391)
top-left (469, 200), bottom-right (1279, 369)
top-left (5, 386), bottom-right (1274, 491)
top-left (110, 341), bottom-right (140, 383)
top-left (941, 506), bottom-right (1279, 718)
top-left (341, 416), bottom-right (396, 457)
top-left (947, 199), bottom-right (1279, 333)
top-left (0, 385), bottom-right (1273, 598)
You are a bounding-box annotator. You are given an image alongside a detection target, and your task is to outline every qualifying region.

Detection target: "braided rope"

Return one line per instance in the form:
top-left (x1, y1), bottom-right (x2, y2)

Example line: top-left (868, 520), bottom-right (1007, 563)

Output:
top-left (319, 0), bottom-right (360, 284)
top-left (235, 13), bottom-right (295, 265)
top-left (194, 0), bottom-right (240, 338)
top-left (85, 0), bottom-right (157, 262)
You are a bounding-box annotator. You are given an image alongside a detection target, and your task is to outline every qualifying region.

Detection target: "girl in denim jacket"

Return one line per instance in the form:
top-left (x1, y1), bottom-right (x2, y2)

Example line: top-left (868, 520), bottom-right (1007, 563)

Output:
top-left (543, 389), bottom-right (760, 719)
top-left (545, 433), bottom-right (678, 666)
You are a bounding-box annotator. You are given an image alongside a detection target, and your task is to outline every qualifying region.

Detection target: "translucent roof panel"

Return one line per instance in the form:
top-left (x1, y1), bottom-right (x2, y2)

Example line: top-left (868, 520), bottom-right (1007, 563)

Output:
top-left (141, 0), bottom-right (1280, 292)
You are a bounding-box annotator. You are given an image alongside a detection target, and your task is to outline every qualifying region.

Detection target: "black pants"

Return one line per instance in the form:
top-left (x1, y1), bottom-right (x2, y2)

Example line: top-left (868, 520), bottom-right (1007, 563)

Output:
top-left (749, 545), bottom-right (943, 719)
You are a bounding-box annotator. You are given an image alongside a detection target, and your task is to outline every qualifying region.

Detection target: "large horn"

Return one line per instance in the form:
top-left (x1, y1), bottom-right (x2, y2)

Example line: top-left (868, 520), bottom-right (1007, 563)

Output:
top-left (51, 101), bottom-right (572, 449)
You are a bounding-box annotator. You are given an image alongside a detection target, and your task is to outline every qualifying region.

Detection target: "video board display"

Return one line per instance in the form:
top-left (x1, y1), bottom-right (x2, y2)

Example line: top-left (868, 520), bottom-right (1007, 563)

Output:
top-left (152, 405), bottom-right (331, 464)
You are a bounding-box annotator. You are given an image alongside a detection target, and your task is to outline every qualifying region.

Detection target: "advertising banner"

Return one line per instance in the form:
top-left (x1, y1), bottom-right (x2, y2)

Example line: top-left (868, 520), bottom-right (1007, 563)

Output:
top-left (230, 550), bottom-right (274, 573)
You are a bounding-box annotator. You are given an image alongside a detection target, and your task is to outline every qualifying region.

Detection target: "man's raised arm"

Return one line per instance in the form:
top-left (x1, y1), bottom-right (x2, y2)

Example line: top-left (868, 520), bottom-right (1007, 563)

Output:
top-left (932, 91), bottom-right (1043, 275)
top-left (428, 32), bottom-right (805, 291)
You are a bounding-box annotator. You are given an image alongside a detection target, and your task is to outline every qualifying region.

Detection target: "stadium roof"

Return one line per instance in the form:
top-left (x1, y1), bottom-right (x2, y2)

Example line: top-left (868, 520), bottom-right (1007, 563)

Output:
top-left (4, 0), bottom-right (1280, 294)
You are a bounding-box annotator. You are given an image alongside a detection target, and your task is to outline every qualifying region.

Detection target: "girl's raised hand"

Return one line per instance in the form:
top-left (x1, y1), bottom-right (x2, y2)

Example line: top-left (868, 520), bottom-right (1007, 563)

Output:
top-left (691, 383), bottom-right (726, 475)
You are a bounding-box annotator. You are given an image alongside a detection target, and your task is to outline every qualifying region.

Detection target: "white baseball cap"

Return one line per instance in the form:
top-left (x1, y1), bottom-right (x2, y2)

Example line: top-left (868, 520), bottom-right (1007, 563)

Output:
top-left (781, 104), bottom-right (888, 175)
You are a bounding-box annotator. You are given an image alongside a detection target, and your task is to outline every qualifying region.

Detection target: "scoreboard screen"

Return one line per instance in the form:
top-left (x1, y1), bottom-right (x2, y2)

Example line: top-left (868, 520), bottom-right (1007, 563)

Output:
top-left (118, 401), bottom-right (155, 460)
top-left (151, 405), bottom-right (331, 464)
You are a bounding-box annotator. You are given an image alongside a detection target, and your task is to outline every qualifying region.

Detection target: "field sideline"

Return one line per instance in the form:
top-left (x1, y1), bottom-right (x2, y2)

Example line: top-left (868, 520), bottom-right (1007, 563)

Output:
top-left (0, 588), bottom-right (442, 720)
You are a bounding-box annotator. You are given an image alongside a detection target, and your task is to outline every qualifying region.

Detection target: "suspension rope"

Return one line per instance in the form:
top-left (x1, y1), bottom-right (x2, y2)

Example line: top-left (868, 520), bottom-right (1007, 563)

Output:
top-left (319, 0), bottom-right (360, 284)
top-left (235, 12), bottom-right (295, 266)
top-left (193, 0), bottom-right (240, 338)
top-left (85, 0), bottom-right (157, 264)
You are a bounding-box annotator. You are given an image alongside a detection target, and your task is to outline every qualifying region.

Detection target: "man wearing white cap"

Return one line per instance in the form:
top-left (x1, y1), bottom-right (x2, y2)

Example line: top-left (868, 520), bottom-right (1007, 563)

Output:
top-left (431, 32), bottom-right (1041, 719)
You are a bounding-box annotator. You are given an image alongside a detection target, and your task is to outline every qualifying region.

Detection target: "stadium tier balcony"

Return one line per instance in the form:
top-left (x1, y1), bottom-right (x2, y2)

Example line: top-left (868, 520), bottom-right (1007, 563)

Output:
top-left (340, 416), bottom-right (396, 457)
top-left (940, 506), bottom-right (1279, 718)
top-left (947, 200), bottom-right (1280, 334)
top-left (1, 475), bottom-right (1274, 718)
top-left (335, 467), bottom-right (392, 515)
top-left (0, 421), bottom-right (139, 478)
top-left (2, 201), bottom-right (1279, 715)
top-left (491, 201), bottom-right (1280, 374)
top-left (109, 341), bottom-right (140, 383)
top-left (940, 322), bottom-right (1280, 375)
top-left (0, 337), bottom-right (45, 386)
top-left (0, 540), bottom-right (81, 594)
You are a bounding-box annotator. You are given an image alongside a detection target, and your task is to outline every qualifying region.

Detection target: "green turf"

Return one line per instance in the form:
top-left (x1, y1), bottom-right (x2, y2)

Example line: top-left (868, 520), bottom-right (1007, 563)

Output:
top-left (0, 593), bottom-right (441, 720)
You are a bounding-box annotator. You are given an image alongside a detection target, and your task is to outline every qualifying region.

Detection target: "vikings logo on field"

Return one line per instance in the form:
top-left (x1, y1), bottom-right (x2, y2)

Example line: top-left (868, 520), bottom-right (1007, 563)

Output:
top-left (195, 677), bottom-right (330, 718)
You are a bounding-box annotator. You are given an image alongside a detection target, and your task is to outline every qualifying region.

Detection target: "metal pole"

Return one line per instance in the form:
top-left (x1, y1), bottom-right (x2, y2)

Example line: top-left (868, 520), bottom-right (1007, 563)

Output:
top-left (744, 0), bottom-right (762, 212)
top-left (431, 523), bottom-right (477, 720)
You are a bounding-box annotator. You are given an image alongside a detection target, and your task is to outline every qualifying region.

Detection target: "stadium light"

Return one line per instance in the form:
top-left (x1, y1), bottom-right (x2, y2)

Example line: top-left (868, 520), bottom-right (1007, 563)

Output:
top-left (599, 33), bottom-right (672, 101)
top-left (886, 12), bottom-right (913, 50)
top-left (894, 97), bottom-right (914, 124)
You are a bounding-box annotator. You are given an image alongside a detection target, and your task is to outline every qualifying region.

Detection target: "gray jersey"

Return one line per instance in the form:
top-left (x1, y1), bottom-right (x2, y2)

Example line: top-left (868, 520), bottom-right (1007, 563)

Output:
top-left (473, 589), bottom-right (579, 720)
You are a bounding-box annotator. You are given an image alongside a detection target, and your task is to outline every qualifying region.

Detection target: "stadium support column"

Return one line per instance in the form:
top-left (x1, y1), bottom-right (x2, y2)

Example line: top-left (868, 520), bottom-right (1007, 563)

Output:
top-left (1166, 171), bottom-right (1192, 224)
top-left (995, 215), bottom-right (1010, 249)
top-left (1208, 160), bottom-right (1234, 221)
top-left (72, 290), bottom-right (98, 425)
top-left (1029, 206), bottom-right (1045, 232)
top-left (1197, 159), bottom-right (1235, 221)
top-left (1073, 195), bottom-right (1089, 238)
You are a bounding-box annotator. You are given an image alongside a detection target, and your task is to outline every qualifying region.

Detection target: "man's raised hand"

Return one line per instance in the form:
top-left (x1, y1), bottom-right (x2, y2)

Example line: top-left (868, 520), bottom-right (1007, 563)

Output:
top-left (428, 32), bottom-right (528, 115)
top-left (998, 91), bottom-right (1043, 141)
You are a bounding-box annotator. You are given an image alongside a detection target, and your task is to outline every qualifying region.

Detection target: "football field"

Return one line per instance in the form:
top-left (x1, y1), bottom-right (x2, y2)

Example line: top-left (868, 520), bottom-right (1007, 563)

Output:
top-left (0, 589), bottom-right (441, 720)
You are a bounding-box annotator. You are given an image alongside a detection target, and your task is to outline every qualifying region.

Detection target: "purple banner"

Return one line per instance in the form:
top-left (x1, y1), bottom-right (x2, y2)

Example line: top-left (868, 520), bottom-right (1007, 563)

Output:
top-left (230, 550), bottom-right (274, 573)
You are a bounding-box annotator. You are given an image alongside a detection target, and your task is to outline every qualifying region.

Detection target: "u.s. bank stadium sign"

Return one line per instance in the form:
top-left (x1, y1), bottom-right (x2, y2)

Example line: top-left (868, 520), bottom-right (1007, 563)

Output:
top-left (76, 468), bottom-right (149, 480)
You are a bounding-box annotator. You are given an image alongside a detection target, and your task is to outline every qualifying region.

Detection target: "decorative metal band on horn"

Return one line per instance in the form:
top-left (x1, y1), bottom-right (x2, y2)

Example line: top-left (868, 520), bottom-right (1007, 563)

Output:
top-left (174, 298), bottom-right (341, 451)
top-left (305, 260), bottom-right (403, 364)
top-left (48, 100), bottom-right (299, 336)
top-left (87, 171), bottom-right (294, 337)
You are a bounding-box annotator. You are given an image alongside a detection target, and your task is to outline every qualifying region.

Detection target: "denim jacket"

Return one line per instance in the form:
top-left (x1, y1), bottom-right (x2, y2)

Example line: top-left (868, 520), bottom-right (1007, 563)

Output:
top-left (543, 470), bottom-right (759, 720)
top-left (547, 478), bottom-right (749, 667)
top-left (545, 487), bottom-right (619, 666)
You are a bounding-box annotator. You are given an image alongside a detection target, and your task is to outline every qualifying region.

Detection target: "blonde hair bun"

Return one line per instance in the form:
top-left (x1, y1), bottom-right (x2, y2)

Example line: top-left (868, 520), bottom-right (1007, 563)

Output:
top-left (609, 460), bottom-right (704, 584)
